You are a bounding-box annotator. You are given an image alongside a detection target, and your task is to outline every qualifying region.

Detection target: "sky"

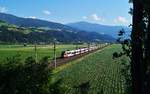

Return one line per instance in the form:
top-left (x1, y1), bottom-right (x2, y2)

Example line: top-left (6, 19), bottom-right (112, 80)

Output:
top-left (0, 0), bottom-right (132, 26)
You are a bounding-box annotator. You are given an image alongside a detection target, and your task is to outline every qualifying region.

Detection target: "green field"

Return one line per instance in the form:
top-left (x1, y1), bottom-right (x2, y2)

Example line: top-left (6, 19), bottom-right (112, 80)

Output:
top-left (54, 44), bottom-right (130, 94)
top-left (0, 44), bottom-right (86, 62)
top-left (0, 44), bottom-right (130, 94)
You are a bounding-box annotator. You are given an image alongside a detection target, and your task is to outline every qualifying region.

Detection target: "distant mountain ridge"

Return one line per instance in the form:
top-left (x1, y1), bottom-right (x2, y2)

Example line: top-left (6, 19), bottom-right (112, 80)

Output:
top-left (0, 17), bottom-right (115, 43)
top-left (0, 13), bottom-right (76, 31)
top-left (0, 13), bottom-right (117, 43)
top-left (67, 21), bottom-right (131, 38)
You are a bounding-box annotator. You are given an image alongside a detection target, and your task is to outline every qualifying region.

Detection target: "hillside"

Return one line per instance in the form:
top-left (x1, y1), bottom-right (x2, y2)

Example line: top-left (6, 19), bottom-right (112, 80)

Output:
top-left (0, 13), bottom-right (75, 31)
top-left (0, 21), bottom-right (115, 44)
top-left (67, 21), bottom-right (131, 38)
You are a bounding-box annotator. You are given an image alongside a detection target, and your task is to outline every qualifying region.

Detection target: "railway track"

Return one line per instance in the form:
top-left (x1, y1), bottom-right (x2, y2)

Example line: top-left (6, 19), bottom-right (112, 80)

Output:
top-left (49, 45), bottom-right (109, 68)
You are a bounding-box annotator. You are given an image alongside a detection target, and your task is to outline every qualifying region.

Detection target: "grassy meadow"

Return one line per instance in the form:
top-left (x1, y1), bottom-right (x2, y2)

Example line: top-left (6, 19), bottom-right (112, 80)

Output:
top-left (0, 44), bottom-right (86, 62)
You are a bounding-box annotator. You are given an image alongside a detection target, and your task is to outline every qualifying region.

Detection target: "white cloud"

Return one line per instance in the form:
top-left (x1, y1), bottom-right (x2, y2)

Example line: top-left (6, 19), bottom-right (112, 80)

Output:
top-left (82, 14), bottom-right (105, 22)
top-left (0, 6), bottom-right (8, 13)
top-left (91, 14), bottom-right (102, 21)
top-left (43, 10), bottom-right (51, 15)
top-left (28, 16), bottom-right (37, 19)
top-left (114, 16), bottom-right (129, 24)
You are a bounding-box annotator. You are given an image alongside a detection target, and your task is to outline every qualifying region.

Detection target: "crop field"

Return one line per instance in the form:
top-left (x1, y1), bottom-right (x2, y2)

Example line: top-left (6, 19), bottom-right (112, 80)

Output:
top-left (55, 44), bottom-right (130, 94)
top-left (0, 44), bottom-right (86, 62)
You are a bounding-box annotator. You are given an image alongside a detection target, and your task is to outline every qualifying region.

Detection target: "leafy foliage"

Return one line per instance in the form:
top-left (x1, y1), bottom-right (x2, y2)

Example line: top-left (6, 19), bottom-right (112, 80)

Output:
top-left (114, 29), bottom-right (131, 59)
top-left (0, 56), bottom-right (65, 94)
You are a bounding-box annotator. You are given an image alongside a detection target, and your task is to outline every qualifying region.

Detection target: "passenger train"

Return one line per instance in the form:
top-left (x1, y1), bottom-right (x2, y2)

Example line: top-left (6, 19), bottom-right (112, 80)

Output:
top-left (61, 46), bottom-right (99, 58)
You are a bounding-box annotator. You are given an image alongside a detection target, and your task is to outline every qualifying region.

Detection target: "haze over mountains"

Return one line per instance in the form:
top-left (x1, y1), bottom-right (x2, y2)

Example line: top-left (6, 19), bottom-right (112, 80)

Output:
top-left (0, 13), bottom-right (131, 43)
top-left (67, 21), bottom-right (131, 38)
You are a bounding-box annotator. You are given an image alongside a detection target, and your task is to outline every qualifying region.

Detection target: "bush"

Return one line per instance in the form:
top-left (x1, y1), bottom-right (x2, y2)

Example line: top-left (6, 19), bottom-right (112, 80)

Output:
top-left (0, 56), bottom-right (65, 94)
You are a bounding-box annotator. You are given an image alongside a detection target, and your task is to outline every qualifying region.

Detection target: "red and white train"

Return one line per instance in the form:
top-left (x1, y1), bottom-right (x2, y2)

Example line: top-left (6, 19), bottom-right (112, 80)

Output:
top-left (61, 46), bottom-right (99, 58)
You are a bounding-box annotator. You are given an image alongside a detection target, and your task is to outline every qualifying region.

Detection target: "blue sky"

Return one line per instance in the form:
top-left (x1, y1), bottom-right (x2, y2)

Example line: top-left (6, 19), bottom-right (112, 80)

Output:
top-left (0, 0), bottom-right (132, 26)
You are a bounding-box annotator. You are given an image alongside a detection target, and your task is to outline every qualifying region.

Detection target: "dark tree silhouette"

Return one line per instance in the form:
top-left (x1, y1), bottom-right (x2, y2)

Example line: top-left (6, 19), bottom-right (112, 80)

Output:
top-left (0, 56), bottom-right (66, 94)
top-left (131, 0), bottom-right (144, 94)
top-left (142, 0), bottom-right (150, 93)
top-left (117, 0), bottom-right (144, 94)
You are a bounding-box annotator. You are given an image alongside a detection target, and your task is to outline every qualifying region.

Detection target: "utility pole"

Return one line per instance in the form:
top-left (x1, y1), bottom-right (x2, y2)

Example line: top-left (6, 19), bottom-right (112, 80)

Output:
top-left (34, 42), bottom-right (37, 63)
top-left (76, 42), bottom-right (78, 49)
top-left (88, 42), bottom-right (90, 52)
top-left (53, 39), bottom-right (57, 68)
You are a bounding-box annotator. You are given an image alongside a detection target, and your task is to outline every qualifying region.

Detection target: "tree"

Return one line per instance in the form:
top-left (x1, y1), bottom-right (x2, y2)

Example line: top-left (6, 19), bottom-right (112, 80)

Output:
top-left (141, 0), bottom-right (150, 93)
top-left (0, 56), bottom-right (66, 94)
top-left (117, 0), bottom-right (150, 93)
top-left (117, 0), bottom-right (145, 94)
top-left (131, 0), bottom-right (144, 93)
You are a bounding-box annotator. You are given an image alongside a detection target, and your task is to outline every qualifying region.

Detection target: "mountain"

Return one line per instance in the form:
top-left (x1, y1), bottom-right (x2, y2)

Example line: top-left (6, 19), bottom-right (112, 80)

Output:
top-left (0, 13), bottom-right (116, 43)
top-left (0, 13), bottom-right (76, 31)
top-left (0, 20), bottom-right (115, 44)
top-left (67, 21), bottom-right (131, 38)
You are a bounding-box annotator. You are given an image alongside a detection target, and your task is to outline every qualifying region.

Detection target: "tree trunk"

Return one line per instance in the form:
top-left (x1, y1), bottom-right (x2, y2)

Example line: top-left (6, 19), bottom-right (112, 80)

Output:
top-left (131, 0), bottom-right (144, 94)
top-left (144, 14), bottom-right (150, 93)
